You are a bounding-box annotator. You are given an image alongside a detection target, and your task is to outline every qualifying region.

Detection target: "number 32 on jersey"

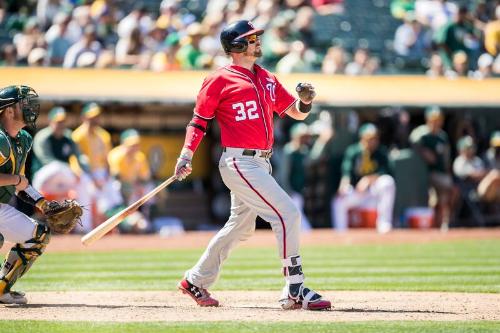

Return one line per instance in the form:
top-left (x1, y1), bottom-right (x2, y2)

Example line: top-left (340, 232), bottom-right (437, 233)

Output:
top-left (233, 100), bottom-right (259, 121)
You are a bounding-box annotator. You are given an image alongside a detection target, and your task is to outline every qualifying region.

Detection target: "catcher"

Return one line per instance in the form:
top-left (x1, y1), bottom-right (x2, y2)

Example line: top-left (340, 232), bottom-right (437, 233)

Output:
top-left (0, 85), bottom-right (82, 304)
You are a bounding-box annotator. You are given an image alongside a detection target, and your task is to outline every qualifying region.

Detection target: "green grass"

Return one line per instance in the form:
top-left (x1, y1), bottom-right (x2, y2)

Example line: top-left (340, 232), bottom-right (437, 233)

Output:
top-left (7, 239), bottom-right (500, 293)
top-left (1, 321), bottom-right (500, 333)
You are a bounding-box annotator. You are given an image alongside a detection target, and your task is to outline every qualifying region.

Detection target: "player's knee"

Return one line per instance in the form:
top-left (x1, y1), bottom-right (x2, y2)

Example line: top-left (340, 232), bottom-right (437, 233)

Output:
top-left (284, 205), bottom-right (301, 226)
top-left (24, 223), bottom-right (51, 254)
top-left (377, 175), bottom-right (395, 191)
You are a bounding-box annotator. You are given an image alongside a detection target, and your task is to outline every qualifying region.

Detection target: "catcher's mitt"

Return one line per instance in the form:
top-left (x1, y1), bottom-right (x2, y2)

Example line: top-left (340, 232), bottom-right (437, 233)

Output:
top-left (296, 83), bottom-right (316, 104)
top-left (44, 200), bottom-right (83, 234)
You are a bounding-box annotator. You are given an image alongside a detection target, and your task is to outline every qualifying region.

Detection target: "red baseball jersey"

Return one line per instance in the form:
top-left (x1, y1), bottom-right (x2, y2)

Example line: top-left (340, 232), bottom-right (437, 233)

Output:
top-left (194, 64), bottom-right (296, 150)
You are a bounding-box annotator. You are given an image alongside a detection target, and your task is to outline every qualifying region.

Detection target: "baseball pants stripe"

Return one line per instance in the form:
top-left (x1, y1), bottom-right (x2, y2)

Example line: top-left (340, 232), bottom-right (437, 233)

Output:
top-left (232, 158), bottom-right (287, 259)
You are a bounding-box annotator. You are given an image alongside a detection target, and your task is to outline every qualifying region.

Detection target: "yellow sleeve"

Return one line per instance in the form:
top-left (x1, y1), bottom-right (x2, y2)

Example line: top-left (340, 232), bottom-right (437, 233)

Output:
top-left (138, 152), bottom-right (151, 180)
top-left (98, 128), bottom-right (113, 155)
top-left (107, 146), bottom-right (121, 177)
top-left (484, 23), bottom-right (500, 56)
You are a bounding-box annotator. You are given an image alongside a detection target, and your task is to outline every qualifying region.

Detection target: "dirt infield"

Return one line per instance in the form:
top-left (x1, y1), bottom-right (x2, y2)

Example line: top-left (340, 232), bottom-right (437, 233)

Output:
top-left (1, 229), bottom-right (500, 322)
top-left (2, 290), bottom-right (499, 322)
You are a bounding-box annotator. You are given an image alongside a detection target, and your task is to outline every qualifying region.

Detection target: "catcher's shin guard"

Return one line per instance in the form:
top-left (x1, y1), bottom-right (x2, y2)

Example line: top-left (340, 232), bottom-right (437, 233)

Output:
top-left (279, 255), bottom-right (331, 311)
top-left (0, 223), bottom-right (50, 294)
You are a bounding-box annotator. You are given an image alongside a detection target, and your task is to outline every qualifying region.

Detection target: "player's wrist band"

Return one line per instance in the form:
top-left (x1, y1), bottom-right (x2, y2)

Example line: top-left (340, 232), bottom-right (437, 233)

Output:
top-left (298, 100), bottom-right (312, 113)
top-left (15, 175), bottom-right (21, 186)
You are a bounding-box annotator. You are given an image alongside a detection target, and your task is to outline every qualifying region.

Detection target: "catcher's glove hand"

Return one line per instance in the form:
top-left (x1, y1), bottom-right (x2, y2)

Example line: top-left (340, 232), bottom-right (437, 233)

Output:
top-left (296, 82), bottom-right (316, 104)
top-left (43, 200), bottom-right (83, 234)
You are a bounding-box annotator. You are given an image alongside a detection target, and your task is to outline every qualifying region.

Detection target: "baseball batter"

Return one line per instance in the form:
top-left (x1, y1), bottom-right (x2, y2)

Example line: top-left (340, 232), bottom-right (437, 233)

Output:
top-left (0, 85), bottom-right (56, 304)
top-left (174, 20), bottom-right (331, 311)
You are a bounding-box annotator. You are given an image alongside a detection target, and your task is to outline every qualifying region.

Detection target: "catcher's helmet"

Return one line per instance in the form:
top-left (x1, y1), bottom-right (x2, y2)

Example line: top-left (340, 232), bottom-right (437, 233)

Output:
top-left (0, 85), bottom-right (40, 128)
top-left (220, 20), bottom-right (264, 54)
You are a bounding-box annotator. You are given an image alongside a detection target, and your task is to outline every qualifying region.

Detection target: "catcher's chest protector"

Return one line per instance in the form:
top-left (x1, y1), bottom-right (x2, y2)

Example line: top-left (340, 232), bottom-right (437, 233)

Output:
top-left (0, 129), bottom-right (32, 203)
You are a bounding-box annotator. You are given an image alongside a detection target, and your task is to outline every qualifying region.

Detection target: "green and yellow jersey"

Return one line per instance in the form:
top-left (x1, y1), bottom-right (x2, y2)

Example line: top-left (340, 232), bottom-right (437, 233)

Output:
top-left (0, 128), bottom-right (32, 203)
top-left (342, 142), bottom-right (392, 186)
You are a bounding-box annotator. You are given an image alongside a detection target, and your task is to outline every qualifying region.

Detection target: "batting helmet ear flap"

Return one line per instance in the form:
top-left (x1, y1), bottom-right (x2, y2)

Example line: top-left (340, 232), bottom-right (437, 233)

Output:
top-left (229, 39), bottom-right (248, 53)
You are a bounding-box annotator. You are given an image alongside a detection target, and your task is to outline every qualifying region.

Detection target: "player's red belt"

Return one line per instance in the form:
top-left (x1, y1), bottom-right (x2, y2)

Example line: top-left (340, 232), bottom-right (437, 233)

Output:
top-left (223, 147), bottom-right (273, 159)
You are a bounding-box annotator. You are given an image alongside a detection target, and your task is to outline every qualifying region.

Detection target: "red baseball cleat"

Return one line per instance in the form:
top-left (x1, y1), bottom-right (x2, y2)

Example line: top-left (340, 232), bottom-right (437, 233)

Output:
top-left (177, 279), bottom-right (219, 307)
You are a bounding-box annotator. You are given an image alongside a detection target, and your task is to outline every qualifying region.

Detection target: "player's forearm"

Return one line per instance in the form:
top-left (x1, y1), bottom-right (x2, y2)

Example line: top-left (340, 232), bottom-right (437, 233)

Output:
top-left (16, 185), bottom-right (47, 209)
top-left (287, 101), bottom-right (311, 120)
top-left (0, 173), bottom-right (24, 187)
top-left (181, 115), bottom-right (209, 155)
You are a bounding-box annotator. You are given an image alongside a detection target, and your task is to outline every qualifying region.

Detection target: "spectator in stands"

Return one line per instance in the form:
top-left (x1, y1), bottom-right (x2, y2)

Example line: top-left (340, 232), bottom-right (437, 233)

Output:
top-left (333, 123), bottom-right (395, 234)
top-left (0, 44), bottom-right (18, 66)
top-left (472, 0), bottom-right (490, 31)
top-left (45, 12), bottom-right (72, 66)
top-left (108, 129), bottom-right (152, 233)
top-left (92, 1), bottom-right (120, 48)
top-left (321, 45), bottom-right (347, 74)
top-left (484, 5), bottom-right (500, 57)
top-left (470, 53), bottom-right (494, 79)
top-left (150, 32), bottom-right (181, 71)
top-left (36, 0), bottom-right (67, 30)
top-left (276, 40), bottom-right (313, 73)
top-left (117, 3), bottom-right (152, 39)
top-left (63, 24), bottom-right (101, 68)
top-left (145, 21), bottom-right (168, 54)
top-left (415, 0), bottom-right (458, 32)
top-left (391, 0), bottom-right (415, 20)
top-left (445, 50), bottom-right (470, 79)
top-left (72, 102), bottom-right (123, 222)
top-left (251, 0), bottom-right (280, 29)
top-left (261, 17), bottom-right (292, 66)
top-left (410, 106), bottom-right (453, 231)
top-left (65, 4), bottom-right (93, 44)
top-left (345, 47), bottom-right (370, 75)
top-left (426, 52), bottom-right (445, 77)
top-left (12, 17), bottom-right (42, 64)
top-left (434, 5), bottom-right (481, 71)
top-left (27, 47), bottom-right (47, 66)
top-left (394, 11), bottom-right (431, 69)
top-left (292, 6), bottom-right (316, 48)
top-left (32, 106), bottom-right (93, 231)
top-left (479, 131), bottom-right (500, 203)
top-left (281, 123), bottom-right (312, 230)
top-left (115, 26), bottom-right (148, 68)
top-left (311, 0), bottom-right (344, 16)
top-left (176, 22), bottom-right (210, 70)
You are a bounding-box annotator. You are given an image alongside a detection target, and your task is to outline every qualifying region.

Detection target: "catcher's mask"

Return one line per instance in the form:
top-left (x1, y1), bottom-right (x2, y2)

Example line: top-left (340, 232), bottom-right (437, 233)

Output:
top-left (220, 20), bottom-right (264, 54)
top-left (0, 85), bottom-right (40, 129)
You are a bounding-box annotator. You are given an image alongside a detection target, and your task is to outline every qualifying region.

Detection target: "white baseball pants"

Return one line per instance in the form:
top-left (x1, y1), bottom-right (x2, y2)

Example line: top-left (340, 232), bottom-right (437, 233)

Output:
top-left (0, 204), bottom-right (38, 244)
top-left (186, 148), bottom-right (302, 288)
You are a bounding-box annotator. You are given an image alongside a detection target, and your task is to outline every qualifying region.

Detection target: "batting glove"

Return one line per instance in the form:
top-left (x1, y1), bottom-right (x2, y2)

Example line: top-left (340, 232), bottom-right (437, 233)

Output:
top-left (296, 82), bottom-right (316, 104)
top-left (175, 148), bottom-right (193, 181)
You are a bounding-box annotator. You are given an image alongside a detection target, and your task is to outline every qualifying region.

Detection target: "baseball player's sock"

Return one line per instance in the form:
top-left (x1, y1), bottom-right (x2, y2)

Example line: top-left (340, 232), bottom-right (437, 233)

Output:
top-left (177, 278), bottom-right (219, 307)
top-left (280, 255), bottom-right (331, 310)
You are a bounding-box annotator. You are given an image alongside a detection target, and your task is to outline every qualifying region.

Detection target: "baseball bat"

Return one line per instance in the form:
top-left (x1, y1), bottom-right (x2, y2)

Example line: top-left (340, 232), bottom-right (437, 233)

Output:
top-left (81, 175), bottom-right (177, 246)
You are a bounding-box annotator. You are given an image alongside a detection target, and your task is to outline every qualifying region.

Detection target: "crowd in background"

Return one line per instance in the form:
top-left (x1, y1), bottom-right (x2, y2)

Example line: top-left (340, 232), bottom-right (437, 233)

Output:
top-left (0, 0), bottom-right (499, 77)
